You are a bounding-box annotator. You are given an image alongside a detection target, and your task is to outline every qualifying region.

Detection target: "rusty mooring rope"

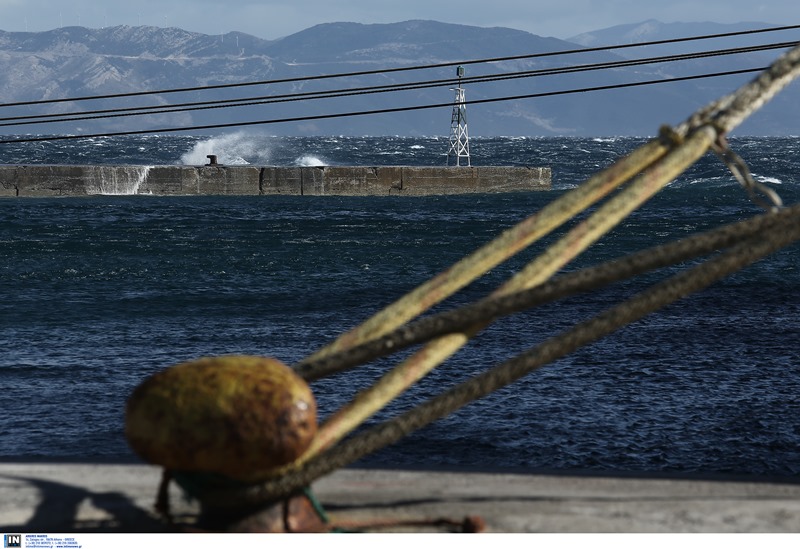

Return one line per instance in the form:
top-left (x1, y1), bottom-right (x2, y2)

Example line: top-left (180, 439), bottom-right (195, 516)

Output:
top-left (194, 43), bottom-right (800, 509)
top-left (207, 210), bottom-right (800, 508)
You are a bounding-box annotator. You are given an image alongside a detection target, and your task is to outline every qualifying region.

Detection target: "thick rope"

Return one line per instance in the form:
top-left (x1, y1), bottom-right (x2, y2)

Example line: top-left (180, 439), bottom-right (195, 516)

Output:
top-left (203, 211), bottom-right (800, 508)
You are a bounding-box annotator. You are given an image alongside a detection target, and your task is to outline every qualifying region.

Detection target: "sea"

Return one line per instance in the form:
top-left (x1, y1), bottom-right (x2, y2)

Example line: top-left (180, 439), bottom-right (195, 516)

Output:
top-left (1, 133), bottom-right (799, 479)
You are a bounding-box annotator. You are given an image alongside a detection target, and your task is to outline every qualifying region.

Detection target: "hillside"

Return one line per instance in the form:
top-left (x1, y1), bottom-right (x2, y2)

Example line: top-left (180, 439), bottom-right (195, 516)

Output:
top-left (0, 20), bottom-right (797, 136)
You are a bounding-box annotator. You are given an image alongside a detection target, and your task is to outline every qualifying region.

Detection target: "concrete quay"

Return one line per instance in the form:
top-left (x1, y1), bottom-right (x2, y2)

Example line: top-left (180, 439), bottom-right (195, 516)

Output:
top-left (0, 165), bottom-right (551, 197)
top-left (1, 463), bottom-right (799, 533)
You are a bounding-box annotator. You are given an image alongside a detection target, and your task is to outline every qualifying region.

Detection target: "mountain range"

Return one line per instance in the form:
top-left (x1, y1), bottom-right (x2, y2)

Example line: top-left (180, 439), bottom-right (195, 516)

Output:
top-left (0, 19), bottom-right (797, 136)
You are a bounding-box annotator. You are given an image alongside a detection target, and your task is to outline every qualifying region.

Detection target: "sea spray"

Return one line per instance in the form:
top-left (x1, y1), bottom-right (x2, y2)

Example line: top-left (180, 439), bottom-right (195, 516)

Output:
top-left (86, 166), bottom-right (152, 195)
top-left (180, 132), bottom-right (272, 165)
top-left (295, 155), bottom-right (326, 166)
top-left (180, 133), bottom-right (329, 166)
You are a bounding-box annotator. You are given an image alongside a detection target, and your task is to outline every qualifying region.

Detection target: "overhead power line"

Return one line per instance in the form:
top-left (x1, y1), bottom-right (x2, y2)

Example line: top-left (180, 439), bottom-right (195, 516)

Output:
top-left (0, 40), bottom-right (794, 130)
top-left (0, 22), bottom-right (798, 110)
top-left (0, 66), bottom-right (767, 144)
top-left (0, 24), bottom-right (796, 142)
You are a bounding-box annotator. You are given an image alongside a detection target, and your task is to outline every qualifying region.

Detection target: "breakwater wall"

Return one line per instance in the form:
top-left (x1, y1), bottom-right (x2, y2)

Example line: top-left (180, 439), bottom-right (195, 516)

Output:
top-left (0, 165), bottom-right (550, 197)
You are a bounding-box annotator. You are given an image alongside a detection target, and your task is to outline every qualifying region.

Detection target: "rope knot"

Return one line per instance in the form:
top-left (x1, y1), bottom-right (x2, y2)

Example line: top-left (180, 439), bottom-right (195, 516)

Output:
top-left (658, 124), bottom-right (684, 147)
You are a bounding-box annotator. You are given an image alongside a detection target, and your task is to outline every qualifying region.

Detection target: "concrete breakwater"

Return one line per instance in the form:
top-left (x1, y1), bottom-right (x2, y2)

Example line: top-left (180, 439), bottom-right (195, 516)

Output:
top-left (0, 164), bottom-right (550, 197)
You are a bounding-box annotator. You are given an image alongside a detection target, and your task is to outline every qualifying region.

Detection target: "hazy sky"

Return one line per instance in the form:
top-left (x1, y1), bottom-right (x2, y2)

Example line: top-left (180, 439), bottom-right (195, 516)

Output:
top-left (0, 0), bottom-right (795, 39)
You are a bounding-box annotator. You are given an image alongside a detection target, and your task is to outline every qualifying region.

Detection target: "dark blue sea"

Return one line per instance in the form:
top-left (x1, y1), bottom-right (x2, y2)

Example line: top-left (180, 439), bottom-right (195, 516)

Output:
top-left (1, 134), bottom-right (799, 479)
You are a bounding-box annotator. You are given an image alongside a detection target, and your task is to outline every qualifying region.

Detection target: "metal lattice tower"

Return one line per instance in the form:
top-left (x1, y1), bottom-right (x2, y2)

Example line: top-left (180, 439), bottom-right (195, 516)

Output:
top-left (446, 66), bottom-right (470, 167)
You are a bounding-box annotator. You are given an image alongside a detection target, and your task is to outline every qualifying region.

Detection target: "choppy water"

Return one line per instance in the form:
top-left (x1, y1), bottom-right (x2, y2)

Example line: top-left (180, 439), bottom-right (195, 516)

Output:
top-left (1, 134), bottom-right (799, 478)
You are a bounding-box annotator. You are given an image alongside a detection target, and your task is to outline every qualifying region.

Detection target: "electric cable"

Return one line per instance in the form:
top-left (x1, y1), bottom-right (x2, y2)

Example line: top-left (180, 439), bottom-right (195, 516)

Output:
top-left (0, 24), bottom-right (797, 142)
top-left (0, 40), bottom-right (794, 129)
top-left (0, 66), bottom-right (767, 144)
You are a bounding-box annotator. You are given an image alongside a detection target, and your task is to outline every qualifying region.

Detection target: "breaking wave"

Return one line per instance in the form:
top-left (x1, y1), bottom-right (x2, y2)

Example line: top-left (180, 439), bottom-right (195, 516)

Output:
top-left (179, 133), bottom-right (328, 167)
top-left (295, 155), bottom-right (326, 166)
top-left (180, 133), bottom-right (272, 165)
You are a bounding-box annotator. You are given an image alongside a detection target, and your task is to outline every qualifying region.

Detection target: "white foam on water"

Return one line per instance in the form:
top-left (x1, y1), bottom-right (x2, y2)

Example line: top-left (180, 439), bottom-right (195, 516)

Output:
top-left (755, 174), bottom-right (783, 185)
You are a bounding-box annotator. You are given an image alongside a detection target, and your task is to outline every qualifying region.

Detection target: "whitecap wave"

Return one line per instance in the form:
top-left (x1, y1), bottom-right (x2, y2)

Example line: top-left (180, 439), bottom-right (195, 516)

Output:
top-left (295, 155), bottom-right (326, 166)
top-left (754, 174), bottom-right (783, 185)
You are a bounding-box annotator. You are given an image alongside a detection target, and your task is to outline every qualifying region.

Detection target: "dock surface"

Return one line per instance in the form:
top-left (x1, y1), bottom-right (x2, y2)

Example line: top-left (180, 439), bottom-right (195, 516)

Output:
top-left (2, 463), bottom-right (799, 533)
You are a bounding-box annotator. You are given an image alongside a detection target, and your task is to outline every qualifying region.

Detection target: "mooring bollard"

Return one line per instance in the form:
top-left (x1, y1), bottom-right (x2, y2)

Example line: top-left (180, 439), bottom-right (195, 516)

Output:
top-left (206, 154), bottom-right (218, 166)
